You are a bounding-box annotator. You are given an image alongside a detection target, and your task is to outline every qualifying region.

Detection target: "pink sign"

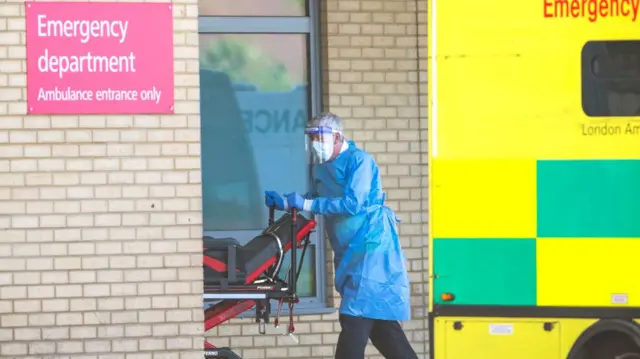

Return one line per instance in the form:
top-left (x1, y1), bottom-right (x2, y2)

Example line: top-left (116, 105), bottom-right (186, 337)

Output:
top-left (25, 1), bottom-right (174, 115)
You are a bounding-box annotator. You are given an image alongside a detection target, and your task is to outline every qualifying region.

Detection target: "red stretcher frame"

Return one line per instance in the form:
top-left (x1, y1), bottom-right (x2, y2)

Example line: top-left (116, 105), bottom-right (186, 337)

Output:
top-left (202, 218), bottom-right (317, 351)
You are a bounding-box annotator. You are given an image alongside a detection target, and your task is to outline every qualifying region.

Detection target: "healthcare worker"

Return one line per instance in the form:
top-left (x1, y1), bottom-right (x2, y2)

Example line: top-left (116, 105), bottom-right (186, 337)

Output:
top-left (265, 112), bottom-right (418, 359)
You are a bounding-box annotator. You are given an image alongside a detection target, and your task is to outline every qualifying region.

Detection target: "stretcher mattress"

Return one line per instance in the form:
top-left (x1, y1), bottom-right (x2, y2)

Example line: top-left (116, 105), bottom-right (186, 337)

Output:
top-left (203, 212), bottom-right (313, 285)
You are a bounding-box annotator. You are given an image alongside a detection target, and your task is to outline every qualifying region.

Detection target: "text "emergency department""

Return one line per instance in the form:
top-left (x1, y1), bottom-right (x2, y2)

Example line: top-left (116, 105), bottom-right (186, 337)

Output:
top-left (544, 0), bottom-right (640, 22)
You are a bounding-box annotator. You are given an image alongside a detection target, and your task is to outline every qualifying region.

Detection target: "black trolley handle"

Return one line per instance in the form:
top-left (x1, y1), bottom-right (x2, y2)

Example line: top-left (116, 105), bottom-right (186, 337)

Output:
top-left (268, 205), bottom-right (275, 226)
top-left (288, 207), bottom-right (298, 336)
top-left (289, 207), bottom-right (297, 298)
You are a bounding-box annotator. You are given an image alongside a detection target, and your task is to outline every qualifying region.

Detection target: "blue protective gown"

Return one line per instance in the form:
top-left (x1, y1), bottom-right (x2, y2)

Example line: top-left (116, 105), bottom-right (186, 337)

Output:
top-left (309, 140), bottom-right (411, 321)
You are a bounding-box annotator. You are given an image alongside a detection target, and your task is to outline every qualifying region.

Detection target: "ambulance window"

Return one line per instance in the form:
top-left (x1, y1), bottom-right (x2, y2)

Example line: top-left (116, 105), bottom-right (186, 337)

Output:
top-left (581, 40), bottom-right (640, 117)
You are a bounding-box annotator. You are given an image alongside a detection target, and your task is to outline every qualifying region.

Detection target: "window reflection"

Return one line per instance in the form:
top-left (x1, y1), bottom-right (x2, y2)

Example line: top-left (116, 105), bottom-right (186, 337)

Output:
top-left (199, 34), bottom-right (310, 232)
top-left (198, 33), bottom-right (315, 297)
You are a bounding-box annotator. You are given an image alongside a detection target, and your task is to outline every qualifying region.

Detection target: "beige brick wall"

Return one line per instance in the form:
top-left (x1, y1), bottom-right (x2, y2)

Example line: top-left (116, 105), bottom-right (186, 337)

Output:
top-left (0, 0), bottom-right (205, 358)
top-left (203, 1), bottom-right (430, 358)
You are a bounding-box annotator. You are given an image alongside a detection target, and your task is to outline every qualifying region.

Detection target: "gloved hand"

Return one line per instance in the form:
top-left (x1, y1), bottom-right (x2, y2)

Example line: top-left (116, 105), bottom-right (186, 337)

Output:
top-left (264, 191), bottom-right (287, 210)
top-left (285, 192), bottom-right (306, 211)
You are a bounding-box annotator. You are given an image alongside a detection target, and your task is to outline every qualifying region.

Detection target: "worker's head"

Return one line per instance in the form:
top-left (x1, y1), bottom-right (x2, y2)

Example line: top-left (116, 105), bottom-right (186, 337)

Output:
top-left (305, 112), bottom-right (344, 164)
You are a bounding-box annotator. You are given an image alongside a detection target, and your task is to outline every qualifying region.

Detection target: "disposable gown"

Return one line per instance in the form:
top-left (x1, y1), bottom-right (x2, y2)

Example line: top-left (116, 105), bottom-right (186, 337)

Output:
top-left (309, 140), bottom-right (411, 321)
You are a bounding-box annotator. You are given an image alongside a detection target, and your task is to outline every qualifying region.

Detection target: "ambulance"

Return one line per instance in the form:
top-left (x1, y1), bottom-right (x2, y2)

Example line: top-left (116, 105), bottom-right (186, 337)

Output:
top-left (427, 0), bottom-right (640, 358)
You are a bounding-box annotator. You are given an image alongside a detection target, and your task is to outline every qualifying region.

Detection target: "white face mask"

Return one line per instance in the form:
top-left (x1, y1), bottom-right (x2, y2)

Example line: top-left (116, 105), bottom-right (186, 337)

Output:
top-left (312, 140), bottom-right (333, 163)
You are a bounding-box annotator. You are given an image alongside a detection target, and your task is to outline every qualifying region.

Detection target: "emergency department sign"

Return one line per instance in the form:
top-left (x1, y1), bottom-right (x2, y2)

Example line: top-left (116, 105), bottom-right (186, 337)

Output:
top-left (24, 1), bottom-right (174, 114)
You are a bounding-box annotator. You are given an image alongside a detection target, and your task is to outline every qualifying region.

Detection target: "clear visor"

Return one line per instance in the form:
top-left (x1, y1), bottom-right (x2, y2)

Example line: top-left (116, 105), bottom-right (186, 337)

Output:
top-left (304, 126), bottom-right (338, 164)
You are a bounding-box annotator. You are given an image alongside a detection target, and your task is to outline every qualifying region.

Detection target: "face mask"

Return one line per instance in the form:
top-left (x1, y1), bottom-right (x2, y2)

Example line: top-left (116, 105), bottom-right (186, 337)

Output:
top-left (312, 140), bottom-right (333, 163)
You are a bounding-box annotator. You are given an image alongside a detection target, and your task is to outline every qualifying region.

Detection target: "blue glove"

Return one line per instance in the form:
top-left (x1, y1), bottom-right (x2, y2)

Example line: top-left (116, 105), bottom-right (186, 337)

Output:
top-left (264, 191), bottom-right (287, 210)
top-left (285, 192), bottom-right (306, 211)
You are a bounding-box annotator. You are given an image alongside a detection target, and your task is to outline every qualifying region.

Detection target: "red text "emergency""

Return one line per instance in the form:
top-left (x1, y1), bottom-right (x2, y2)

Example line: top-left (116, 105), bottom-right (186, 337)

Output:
top-left (544, 0), bottom-right (639, 22)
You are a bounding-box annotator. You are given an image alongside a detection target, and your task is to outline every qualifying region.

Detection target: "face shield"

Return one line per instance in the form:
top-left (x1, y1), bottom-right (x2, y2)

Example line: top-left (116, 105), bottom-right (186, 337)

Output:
top-left (304, 125), bottom-right (339, 164)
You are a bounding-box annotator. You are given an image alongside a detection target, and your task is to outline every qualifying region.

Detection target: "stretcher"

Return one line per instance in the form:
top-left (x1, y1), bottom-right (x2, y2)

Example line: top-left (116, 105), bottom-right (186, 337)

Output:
top-left (203, 207), bottom-right (317, 359)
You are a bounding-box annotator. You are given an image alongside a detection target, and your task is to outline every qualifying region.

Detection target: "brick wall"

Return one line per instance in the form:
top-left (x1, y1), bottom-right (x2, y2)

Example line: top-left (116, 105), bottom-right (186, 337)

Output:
top-left (203, 1), bottom-right (430, 358)
top-left (0, 0), bottom-right (205, 358)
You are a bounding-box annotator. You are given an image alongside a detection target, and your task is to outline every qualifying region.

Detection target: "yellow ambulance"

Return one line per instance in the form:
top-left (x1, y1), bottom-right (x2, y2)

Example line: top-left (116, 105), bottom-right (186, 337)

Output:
top-left (427, 0), bottom-right (640, 358)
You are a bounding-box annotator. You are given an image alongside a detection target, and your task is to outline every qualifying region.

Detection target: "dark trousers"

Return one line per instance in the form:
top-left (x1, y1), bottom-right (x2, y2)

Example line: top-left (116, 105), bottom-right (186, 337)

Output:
top-left (335, 314), bottom-right (419, 359)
